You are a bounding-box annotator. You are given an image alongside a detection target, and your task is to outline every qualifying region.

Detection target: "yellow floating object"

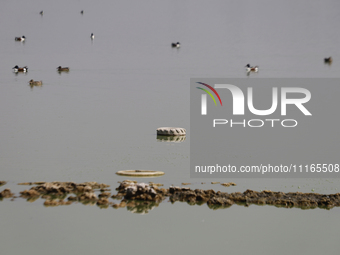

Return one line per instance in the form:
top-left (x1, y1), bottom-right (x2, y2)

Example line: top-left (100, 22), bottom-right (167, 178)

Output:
top-left (116, 170), bottom-right (165, 177)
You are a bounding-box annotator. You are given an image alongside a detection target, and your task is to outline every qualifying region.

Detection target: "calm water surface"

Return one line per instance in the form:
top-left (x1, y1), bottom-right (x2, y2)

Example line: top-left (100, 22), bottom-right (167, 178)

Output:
top-left (1, 0), bottom-right (340, 254)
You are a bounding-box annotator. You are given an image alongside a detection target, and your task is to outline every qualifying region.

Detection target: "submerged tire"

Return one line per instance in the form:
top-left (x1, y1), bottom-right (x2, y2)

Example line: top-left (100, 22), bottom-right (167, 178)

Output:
top-left (157, 127), bottom-right (186, 136)
top-left (116, 170), bottom-right (165, 177)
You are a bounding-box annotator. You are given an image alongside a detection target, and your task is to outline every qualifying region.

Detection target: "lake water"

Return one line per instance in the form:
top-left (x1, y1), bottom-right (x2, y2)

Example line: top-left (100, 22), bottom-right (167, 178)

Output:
top-left (1, 0), bottom-right (340, 254)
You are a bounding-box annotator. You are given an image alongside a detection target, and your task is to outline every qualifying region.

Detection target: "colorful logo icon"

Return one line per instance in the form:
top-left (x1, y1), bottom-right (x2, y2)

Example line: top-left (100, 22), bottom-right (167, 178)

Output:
top-left (196, 82), bottom-right (222, 115)
top-left (196, 82), bottom-right (222, 106)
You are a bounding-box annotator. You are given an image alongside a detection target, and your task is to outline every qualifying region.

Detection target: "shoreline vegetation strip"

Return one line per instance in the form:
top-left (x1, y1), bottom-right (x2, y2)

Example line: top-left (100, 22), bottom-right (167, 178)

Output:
top-left (0, 181), bottom-right (338, 211)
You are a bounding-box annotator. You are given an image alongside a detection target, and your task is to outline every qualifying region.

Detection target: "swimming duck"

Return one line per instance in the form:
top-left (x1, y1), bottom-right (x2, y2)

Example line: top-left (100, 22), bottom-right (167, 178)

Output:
top-left (57, 66), bottom-right (70, 72)
top-left (245, 64), bottom-right (259, 73)
top-left (91, 33), bottom-right (94, 39)
top-left (171, 42), bottom-right (180, 48)
top-left (13, 65), bottom-right (28, 72)
top-left (40, 10), bottom-right (43, 15)
top-left (81, 10), bottom-right (84, 14)
top-left (324, 57), bottom-right (332, 64)
top-left (15, 36), bottom-right (26, 41)
top-left (29, 79), bottom-right (42, 86)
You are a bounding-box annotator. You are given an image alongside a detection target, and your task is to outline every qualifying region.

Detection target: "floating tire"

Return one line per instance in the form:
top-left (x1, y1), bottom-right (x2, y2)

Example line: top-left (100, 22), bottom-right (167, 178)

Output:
top-left (157, 127), bottom-right (186, 136)
top-left (116, 170), bottom-right (165, 177)
top-left (157, 135), bottom-right (186, 143)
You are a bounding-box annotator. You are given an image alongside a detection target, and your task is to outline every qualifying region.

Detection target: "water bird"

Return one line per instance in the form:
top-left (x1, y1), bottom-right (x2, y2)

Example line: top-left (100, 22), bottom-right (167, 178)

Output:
top-left (324, 57), bottom-right (332, 64)
top-left (245, 64), bottom-right (258, 73)
top-left (81, 10), bottom-right (84, 14)
top-left (40, 10), bottom-right (43, 15)
top-left (29, 79), bottom-right (42, 86)
top-left (13, 65), bottom-right (28, 72)
top-left (171, 42), bottom-right (180, 48)
top-left (15, 36), bottom-right (25, 42)
top-left (57, 66), bottom-right (70, 72)
top-left (91, 33), bottom-right (94, 39)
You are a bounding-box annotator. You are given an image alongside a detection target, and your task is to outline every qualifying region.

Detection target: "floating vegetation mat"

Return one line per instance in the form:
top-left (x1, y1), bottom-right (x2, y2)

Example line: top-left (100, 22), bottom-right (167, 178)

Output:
top-left (0, 181), bottom-right (339, 213)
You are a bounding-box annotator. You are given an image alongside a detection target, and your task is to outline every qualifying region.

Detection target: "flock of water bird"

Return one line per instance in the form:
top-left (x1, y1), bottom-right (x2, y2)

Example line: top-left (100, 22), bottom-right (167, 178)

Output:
top-left (12, 10), bottom-right (334, 86)
top-left (12, 10), bottom-right (95, 87)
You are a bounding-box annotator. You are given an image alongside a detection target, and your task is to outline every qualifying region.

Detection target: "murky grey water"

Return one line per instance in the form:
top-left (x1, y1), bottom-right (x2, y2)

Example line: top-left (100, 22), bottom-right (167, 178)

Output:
top-left (1, 0), bottom-right (340, 254)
